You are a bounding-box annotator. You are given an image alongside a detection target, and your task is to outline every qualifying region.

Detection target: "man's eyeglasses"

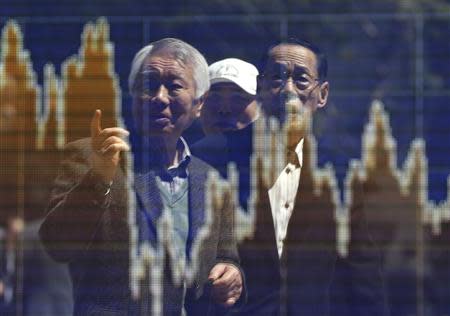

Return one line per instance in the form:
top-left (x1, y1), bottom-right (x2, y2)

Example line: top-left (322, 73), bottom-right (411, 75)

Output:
top-left (261, 70), bottom-right (320, 92)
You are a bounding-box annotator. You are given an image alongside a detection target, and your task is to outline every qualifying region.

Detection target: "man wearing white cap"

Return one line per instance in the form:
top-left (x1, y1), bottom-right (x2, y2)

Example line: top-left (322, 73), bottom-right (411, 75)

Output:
top-left (190, 58), bottom-right (259, 213)
top-left (200, 58), bottom-right (259, 134)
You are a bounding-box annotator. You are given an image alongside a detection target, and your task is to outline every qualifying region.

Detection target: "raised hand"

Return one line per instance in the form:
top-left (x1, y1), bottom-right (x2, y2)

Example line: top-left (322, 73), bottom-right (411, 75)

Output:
top-left (90, 109), bottom-right (130, 183)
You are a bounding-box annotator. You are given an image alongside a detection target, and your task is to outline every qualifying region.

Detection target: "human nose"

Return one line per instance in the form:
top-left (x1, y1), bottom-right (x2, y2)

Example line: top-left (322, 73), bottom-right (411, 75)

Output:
top-left (218, 100), bottom-right (231, 115)
top-left (281, 77), bottom-right (296, 94)
top-left (153, 84), bottom-right (170, 105)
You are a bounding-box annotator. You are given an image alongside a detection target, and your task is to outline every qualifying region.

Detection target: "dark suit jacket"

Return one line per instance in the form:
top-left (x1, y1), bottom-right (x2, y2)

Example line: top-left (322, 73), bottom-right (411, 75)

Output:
top-left (39, 138), bottom-right (241, 316)
top-left (191, 124), bottom-right (389, 316)
top-left (23, 220), bottom-right (73, 316)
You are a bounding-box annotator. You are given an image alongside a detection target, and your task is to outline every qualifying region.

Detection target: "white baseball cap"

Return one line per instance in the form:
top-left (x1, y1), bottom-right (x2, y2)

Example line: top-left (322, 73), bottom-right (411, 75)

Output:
top-left (208, 58), bottom-right (259, 95)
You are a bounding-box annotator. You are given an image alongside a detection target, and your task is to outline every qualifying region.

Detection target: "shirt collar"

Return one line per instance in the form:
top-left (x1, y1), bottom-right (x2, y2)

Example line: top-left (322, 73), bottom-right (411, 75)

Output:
top-left (287, 138), bottom-right (303, 168)
top-left (138, 137), bottom-right (191, 176)
top-left (294, 138), bottom-right (304, 168)
top-left (167, 136), bottom-right (191, 170)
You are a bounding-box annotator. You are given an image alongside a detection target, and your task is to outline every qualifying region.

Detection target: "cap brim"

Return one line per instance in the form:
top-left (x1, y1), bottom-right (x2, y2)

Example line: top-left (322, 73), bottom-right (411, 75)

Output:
top-left (210, 77), bottom-right (256, 95)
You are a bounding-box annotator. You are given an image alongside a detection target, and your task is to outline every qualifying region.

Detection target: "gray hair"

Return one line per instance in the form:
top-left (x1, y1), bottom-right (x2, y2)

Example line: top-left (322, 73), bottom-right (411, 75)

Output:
top-left (128, 38), bottom-right (209, 99)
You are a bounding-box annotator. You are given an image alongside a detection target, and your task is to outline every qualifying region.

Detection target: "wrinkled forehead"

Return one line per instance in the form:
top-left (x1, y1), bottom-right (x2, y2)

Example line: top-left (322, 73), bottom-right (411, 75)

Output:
top-left (266, 44), bottom-right (318, 75)
top-left (148, 46), bottom-right (193, 69)
top-left (142, 49), bottom-right (189, 73)
top-left (141, 56), bottom-right (185, 78)
top-left (135, 53), bottom-right (196, 90)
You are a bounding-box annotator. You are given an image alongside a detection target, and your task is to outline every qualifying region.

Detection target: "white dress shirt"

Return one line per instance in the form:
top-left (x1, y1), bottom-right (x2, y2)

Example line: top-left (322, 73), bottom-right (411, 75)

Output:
top-left (268, 139), bottom-right (304, 257)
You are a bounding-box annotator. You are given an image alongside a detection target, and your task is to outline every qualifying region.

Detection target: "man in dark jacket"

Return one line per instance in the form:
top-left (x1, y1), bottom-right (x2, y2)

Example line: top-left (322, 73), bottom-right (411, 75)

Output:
top-left (194, 39), bottom-right (388, 316)
top-left (40, 38), bottom-right (243, 316)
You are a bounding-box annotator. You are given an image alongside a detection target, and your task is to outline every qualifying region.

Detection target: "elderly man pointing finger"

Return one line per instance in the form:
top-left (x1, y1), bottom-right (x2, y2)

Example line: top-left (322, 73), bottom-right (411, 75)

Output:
top-left (40, 38), bottom-right (243, 316)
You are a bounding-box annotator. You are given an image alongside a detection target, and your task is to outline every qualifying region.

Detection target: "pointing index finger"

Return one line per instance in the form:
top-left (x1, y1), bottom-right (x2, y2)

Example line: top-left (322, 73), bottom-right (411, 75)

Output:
top-left (90, 109), bottom-right (102, 138)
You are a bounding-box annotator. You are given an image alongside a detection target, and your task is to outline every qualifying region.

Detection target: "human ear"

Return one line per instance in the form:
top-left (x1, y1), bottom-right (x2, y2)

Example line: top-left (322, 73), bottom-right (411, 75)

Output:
top-left (194, 92), bottom-right (208, 118)
top-left (317, 81), bottom-right (329, 108)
